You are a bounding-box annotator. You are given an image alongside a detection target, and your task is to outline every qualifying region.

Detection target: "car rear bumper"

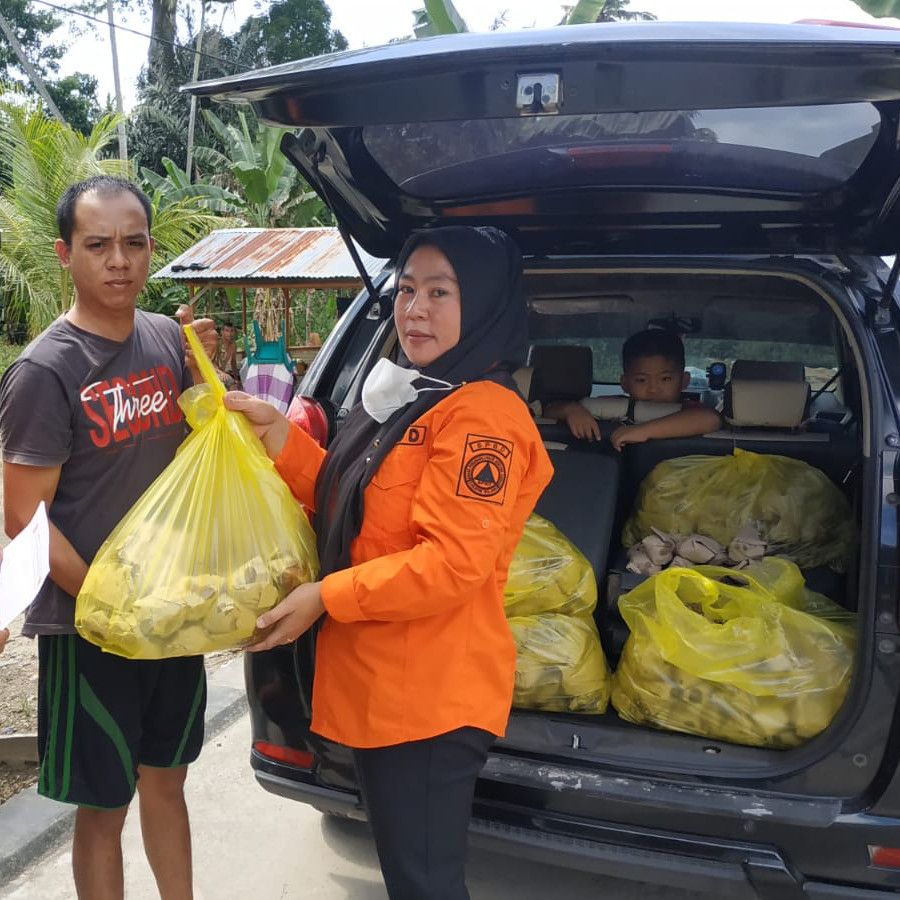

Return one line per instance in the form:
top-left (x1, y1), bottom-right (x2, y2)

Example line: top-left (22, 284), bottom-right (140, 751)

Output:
top-left (252, 767), bottom-right (899, 899)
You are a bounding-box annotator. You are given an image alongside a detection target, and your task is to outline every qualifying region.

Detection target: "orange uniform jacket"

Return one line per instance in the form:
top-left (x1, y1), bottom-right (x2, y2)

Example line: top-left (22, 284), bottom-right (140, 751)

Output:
top-left (275, 380), bottom-right (554, 749)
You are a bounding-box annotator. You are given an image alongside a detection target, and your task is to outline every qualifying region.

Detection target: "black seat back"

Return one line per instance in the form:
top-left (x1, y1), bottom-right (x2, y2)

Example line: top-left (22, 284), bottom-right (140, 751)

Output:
top-left (534, 447), bottom-right (620, 587)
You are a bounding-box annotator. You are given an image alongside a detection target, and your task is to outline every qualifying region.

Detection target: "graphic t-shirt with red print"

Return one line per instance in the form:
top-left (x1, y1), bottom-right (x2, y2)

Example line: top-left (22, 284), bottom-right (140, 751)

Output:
top-left (0, 310), bottom-right (190, 635)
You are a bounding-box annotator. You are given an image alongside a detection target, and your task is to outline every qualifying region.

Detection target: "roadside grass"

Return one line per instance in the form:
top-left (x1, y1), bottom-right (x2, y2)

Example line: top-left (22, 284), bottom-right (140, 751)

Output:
top-left (0, 342), bottom-right (22, 378)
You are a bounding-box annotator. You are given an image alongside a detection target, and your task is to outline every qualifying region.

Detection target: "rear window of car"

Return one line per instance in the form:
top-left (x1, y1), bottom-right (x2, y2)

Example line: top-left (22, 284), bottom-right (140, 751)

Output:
top-left (363, 104), bottom-right (880, 199)
top-left (526, 277), bottom-right (841, 392)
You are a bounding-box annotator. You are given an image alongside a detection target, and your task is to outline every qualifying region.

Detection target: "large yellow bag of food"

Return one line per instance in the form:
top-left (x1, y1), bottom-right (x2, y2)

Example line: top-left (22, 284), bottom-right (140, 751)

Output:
top-left (504, 514), bottom-right (597, 617)
top-left (75, 326), bottom-right (318, 659)
top-left (621, 449), bottom-right (856, 571)
top-left (504, 514), bottom-right (610, 713)
top-left (508, 613), bottom-right (610, 713)
top-left (610, 559), bottom-right (855, 748)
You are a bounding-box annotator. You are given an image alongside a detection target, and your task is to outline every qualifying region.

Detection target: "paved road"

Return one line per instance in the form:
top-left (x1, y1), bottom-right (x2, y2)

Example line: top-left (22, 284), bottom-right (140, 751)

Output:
top-left (1, 707), bottom-right (717, 900)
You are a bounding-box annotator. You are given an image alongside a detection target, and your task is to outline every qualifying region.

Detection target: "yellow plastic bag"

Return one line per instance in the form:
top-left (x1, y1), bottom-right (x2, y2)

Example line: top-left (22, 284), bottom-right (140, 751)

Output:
top-left (504, 514), bottom-right (610, 713)
top-left (622, 449), bottom-right (856, 572)
top-left (610, 559), bottom-right (856, 748)
top-left (504, 514), bottom-right (597, 617)
top-left (508, 614), bottom-right (610, 713)
top-left (75, 326), bottom-right (319, 659)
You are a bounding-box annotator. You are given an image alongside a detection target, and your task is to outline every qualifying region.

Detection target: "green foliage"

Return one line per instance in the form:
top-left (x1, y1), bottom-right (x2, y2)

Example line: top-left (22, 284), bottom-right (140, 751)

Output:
top-left (0, 90), bottom-right (223, 337)
top-left (566, 0), bottom-right (656, 23)
top-left (419, 0), bottom-right (469, 35)
top-left (288, 289), bottom-right (340, 346)
top-left (193, 109), bottom-right (328, 227)
top-left (130, 0), bottom-right (346, 178)
top-left (0, 0), bottom-right (102, 131)
top-left (46, 73), bottom-right (102, 137)
top-left (0, 341), bottom-right (22, 377)
top-left (0, 0), bottom-right (65, 85)
top-left (416, 0), bottom-right (655, 34)
top-left (236, 0), bottom-right (348, 68)
top-left (849, 0), bottom-right (900, 15)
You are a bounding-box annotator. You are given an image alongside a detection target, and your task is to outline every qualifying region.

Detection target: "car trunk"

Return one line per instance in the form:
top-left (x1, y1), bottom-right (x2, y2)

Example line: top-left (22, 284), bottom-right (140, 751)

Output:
top-left (480, 255), bottom-right (893, 806)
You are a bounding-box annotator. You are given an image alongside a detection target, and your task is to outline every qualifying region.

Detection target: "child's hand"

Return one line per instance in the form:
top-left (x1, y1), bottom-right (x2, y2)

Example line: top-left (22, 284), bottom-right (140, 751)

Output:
top-left (562, 402), bottom-right (601, 442)
top-left (610, 423), bottom-right (650, 451)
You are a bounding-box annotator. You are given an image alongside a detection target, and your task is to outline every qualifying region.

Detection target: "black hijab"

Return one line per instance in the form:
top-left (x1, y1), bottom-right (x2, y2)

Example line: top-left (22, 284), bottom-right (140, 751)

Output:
top-left (313, 226), bottom-right (528, 575)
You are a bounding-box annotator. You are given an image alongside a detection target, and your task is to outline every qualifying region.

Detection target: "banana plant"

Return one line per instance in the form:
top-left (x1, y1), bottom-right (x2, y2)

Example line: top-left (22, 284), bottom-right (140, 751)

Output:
top-left (849, 0), bottom-right (900, 16)
top-left (422, 0), bottom-right (468, 33)
top-left (415, 0), bottom-right (652, 36)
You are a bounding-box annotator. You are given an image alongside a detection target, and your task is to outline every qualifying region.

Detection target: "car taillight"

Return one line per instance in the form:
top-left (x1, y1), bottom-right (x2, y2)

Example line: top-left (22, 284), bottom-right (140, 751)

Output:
top-left (286, 395), bottom-right (329, 447)
top-left (869, 845), bottom-right (900, 868)
top-left (253, 741), bottom-right (316, 770)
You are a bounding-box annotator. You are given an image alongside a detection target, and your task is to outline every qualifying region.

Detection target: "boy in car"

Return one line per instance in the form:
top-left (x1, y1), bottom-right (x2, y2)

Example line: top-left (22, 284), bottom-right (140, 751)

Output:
top-left (547, 328), bottom-right (722, 449)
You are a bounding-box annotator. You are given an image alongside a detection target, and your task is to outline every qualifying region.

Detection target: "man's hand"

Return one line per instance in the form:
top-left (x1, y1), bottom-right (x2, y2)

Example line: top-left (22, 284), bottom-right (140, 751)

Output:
top-left (223, 391), bottom-right (291, 460)
top-left (175, 304), bottom-right (218, 383)
top-left (245, 581), bottom-right (325, 652)
top-left (0, 628), bottom-right (8, 655)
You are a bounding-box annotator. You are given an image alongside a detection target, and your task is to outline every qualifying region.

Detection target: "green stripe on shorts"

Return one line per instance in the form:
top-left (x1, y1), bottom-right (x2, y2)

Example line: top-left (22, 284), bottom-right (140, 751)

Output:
top-left (172, 669), bottom-right (206, 767)
top-left (79, 673), bottom-right (135, 795)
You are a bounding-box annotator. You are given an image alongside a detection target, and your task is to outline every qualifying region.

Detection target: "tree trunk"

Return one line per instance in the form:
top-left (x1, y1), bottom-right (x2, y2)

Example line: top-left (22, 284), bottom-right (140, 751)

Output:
top-left (148, 0), bottom-right (178, 84)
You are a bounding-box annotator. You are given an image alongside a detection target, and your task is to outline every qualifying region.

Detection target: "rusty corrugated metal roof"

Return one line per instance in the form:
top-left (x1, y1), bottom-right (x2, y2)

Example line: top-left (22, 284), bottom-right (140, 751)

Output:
top-left (152, 227), bottom-right (386, 284)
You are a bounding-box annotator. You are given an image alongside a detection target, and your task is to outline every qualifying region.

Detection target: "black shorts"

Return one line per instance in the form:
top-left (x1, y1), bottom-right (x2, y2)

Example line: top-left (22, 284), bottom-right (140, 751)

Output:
top-left (37, 633), bottom-right (207, 809)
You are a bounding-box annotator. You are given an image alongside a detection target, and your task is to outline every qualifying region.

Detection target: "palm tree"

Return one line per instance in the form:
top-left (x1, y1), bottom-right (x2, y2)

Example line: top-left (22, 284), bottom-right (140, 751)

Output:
top-left (0, 91), bottom-right (223, 337)
top-left (565, 0), bottom-right (655, 23)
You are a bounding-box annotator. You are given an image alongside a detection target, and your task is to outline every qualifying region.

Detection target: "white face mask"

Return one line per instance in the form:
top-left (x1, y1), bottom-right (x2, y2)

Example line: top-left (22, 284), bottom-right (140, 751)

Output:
top-left (361, 357), bottom-right (457, 423)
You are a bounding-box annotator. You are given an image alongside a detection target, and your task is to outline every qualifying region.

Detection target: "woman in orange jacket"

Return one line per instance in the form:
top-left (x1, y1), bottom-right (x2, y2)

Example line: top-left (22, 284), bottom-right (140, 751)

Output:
top-left (226, 226), bottom-right (553, 899)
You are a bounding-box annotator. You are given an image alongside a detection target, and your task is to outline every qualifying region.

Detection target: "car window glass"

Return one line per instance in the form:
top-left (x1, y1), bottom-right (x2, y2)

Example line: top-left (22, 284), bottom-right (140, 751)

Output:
top-left (527, 284), bottom-right (840, 394)
top-left (364, 104), bottom-right (881, 199)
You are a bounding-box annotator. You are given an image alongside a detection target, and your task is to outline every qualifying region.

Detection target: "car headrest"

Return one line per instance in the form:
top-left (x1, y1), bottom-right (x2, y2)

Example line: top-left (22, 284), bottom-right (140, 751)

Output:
top-left (512, 366), bottom-right (545, 417)
top-left (724, 359), bottom-right (810, 428)
top-left (528, 344), bottom-right (593, 403)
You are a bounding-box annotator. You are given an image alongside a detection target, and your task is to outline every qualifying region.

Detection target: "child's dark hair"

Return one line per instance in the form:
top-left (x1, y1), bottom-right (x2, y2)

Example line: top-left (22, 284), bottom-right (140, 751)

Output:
top-left (56, 176), bottom-right (153, 245)
top-left (622, 329), bottom-right (685, 373)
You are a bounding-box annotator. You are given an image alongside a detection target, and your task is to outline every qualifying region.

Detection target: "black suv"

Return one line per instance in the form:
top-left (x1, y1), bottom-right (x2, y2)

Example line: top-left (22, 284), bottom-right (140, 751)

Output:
top-left (188, 22), bottom-right (900, 898)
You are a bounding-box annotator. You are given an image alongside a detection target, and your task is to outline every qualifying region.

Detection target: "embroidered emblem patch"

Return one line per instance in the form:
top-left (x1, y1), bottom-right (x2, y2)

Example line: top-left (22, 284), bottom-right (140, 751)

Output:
top-left (398, 425), bottom-right (427, 446)
top-left (457, 433), bottom-right (513, 505)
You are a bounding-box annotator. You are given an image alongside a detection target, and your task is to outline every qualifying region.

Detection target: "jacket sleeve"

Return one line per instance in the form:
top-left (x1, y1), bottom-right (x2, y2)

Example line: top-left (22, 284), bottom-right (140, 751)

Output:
top-left (321, 390), bottom-right (552, 623)
top-left (274, 422), bottom-right (328, 510)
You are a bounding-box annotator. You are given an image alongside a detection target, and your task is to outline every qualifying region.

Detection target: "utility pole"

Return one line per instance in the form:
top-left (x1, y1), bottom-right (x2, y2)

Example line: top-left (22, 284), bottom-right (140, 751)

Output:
top-left (106, 0), bottom-right (128, 161)
top-left (0, 9), bottom-right (66, 124)
top-left (184, 0), bottom-right (207, 181)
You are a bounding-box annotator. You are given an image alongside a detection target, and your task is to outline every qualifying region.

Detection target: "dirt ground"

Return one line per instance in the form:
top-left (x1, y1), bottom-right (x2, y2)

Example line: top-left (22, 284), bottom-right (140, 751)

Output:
top-left (0, 611), bottom-right (40, 805)
top-left (0, 624), bottom-right (241, 806)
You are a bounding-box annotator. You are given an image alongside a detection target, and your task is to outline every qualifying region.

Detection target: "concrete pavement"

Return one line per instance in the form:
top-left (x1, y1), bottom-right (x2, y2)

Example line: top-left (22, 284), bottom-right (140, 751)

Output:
top-left (1, 676), bottom-right (709, 900)
top-left (0, 655), bottom-right (249, 888)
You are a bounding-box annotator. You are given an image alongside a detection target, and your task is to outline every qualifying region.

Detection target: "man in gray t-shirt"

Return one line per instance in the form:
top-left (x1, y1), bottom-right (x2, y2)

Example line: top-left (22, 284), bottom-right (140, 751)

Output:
top-left (0, 176), bottom-right (216, 899)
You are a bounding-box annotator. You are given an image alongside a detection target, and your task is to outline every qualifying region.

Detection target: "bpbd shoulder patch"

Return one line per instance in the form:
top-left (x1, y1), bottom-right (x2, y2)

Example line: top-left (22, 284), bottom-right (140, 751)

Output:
top-left (398, 425), bottom-right (427, 446)
top-left (456, 433), bottom-right (513, 505)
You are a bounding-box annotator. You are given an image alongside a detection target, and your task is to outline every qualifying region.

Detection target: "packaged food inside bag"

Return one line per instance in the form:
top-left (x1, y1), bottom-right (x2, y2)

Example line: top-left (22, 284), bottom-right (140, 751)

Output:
top-left (610, 559), bottom-right (856, 748)
top-left (75, 325), bottom-right (318, 659)
top-left (505, 514), bottom-right (610, 713)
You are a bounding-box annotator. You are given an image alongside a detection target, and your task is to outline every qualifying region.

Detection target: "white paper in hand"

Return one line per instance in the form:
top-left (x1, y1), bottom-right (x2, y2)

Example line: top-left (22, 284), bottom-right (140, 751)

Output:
top-left (0, 501), bottom-right (50, 628)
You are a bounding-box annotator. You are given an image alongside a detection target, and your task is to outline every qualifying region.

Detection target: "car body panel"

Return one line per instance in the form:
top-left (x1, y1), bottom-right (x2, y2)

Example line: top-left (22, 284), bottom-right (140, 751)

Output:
top-left (186, 23), bottom-right (900, 258)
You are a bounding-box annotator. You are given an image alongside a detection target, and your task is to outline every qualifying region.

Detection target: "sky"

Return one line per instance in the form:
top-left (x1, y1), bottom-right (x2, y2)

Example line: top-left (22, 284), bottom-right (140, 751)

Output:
top-left (54, 0), bottom-right (900, 111)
